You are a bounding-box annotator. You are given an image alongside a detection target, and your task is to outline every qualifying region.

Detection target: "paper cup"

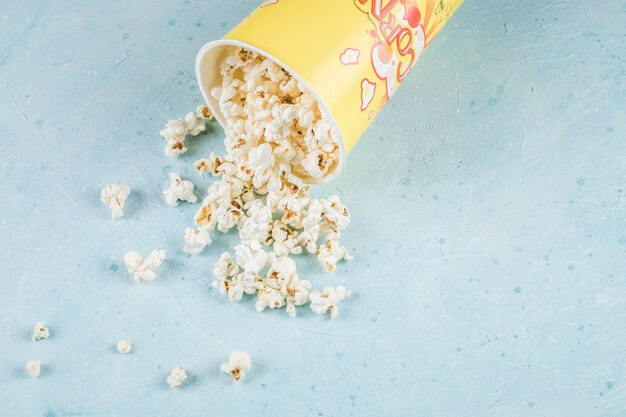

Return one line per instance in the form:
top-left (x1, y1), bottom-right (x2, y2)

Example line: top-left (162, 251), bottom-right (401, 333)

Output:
top-left (196, 0), bottom-right (464, 183)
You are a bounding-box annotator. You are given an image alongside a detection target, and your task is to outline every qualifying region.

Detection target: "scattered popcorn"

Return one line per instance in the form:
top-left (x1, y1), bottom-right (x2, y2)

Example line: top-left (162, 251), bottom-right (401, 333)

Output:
top-left (25, 360), bottom-right (42, 377)
top-left (116, 339), bottom-right (132, 354)
top-left (309, 286), bottom-right (352, 319)
top-left (213, 252), bottom-right (240, 280)
top-left (123, 250), bottom-right (166, 283)
top-left (317, 239), bottom-right (353, 272)
top-left (194, 158), bottom-right (213, 174)
top-left (183, 227), bottom-right (212, 254)
top-left (197, 104), bottom-right (213, 120)
top-left (32, 322), bottom-right (49, 341)
top-left (178, 47), bottom-right (354, 317)
top-left (160, 107), bottom-right (213, 158)
top-left (183, 111), bottom-right (206, 136)
top-left (165, 139), bottom-right (187, 158)
top-left (163, 172), bottom-right (197, 206)
top-left (220, 351), bottom-right (251, 382)
top-left (167, 366), bottom-right (187, 388)
top-left (101, 184), bottom-right (130, 220)
top-left (235, 242), bottom-right (269, 275)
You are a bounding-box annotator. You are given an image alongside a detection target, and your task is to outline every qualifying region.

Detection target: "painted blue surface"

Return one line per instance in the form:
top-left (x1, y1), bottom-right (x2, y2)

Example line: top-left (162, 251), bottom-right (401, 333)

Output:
top-left (1, 0), bottom-right (625, 416)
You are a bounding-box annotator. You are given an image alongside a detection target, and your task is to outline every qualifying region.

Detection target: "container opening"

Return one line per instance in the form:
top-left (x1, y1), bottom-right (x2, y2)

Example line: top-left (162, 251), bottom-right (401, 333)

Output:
top-left (196, 40), bottom-right (346, 184)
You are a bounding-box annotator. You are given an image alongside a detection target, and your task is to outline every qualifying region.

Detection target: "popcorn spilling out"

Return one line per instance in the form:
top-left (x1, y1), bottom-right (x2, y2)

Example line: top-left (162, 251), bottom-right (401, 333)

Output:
top-left (181, 47), bottom-right (353, 318)
top-left (116, 339), bottom-right (132, 354)
top-left (163, 172), bottom-right (197, 206)
top-left (25, 360), bottom-right (42, 377)
top-left (161, 105), bottom-right (213, 158)
top-left (220, 351), bottom-right (251, 382)
top-left (123, 250), bottom-right (166, 283)
top-left (167, 366), bottom-right (187, 388)
top-left (101, 184), bottom-right (130, 220)
top-left (309, 286), bottom-right (352, 319)
top-left (32, 322), bottom-right (49, 341)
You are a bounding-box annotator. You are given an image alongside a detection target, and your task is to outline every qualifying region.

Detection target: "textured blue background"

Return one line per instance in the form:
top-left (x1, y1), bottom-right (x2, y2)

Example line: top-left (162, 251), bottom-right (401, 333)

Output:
top-left (1, 0), bottom-right (625, 416)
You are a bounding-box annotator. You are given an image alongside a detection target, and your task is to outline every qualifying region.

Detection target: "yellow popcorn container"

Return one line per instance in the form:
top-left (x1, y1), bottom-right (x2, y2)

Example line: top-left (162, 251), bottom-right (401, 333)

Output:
top-left (196, 0), bottom-right (464, 182)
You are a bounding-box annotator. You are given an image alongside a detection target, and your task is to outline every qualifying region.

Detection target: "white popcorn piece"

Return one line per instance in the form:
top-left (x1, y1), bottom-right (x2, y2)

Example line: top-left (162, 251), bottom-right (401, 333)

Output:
top-left (183, 227), bottom-right (212, 254)
top-left (194, 158), bottom-right (213, 174)
top-left (319, 195), bottom-right (350, 240)
top-left (220, 351), bottom-right (251, 382)
top-left (124, 250), bottom-right (166, 283)
top-left (317, 239), bottom-right (353, 272)
top-left (164, 140), bottom-right (187, 158)
top-left (228, 272), bottom-right (262, 302)
top-left (167, 366), bottom-right (187, 388)
top-left (196, 104), bottom-right (213, 120)
top-left (25, 360), bottom-right (42, 377)
top-left (213, 252), bottom-right (239, 280)
top-left (283, 277), bottom-right (312, 317)
top-left (161, 107), bottom-right (212, 158)
top-left (183, 112), bottom-right (206, 136)
top-left (116, 340), bottom-right (132, 354)
top-left (163, 172), bottom-right (197, 206)
top-left (160, 119), bottom-right (186, 143)
top-left (234, 242), bottom-right (268, 275)
top-left (255, 285), bottom-right (286, 312)
top-left (248, 143), bottom-right (275, 187)
top-left (309, 286), bottom-right (351, 319)
top-left (100, 184), bottom-right (130, 220)
top-left (32, 322), bottom-right (49, 341)
top-left (271, 221), bottom-right (302, 257)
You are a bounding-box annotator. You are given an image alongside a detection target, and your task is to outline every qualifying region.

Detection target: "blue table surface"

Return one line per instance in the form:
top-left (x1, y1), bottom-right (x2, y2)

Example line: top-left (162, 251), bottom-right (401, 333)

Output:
top-left (1, 0), bottom-right (625, 416)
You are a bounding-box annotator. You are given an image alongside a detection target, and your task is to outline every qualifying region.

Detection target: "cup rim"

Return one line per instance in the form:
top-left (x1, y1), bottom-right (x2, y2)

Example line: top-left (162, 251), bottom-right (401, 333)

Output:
top-left (195, 39), bottom-right (346, 184)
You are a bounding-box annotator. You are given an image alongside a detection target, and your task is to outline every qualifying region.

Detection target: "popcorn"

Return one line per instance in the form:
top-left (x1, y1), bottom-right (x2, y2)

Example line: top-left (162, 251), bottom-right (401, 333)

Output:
top-left (317, 239), bottom-right (353, 272)
top-left (228, 272), bottom-right (262, 302)
top-left (213, 252), bottom-right (239, 280)
top-left (124, 250), bottom-right (166, 283)
top-left (309, 286), bottom-right (351, 319)
top-left (195, 158), bottom-right (213, 174)
top-left (196, 104), bottom-right (213, 120)
top-left (164, 140), bottom-right (187, 158)
top-left (160, 119), bottom-right (186, 143)
top-left (32, 322), bottom-right (49, 341)
top-left (319, 195), bottom-right (350, 239)
top-left (163, 172), bottom-right (197, 206)
top-left (160, 107), bottom-right (213, 158)
top-left (271, 221), bottom-right (302, 257)
top-left (234, 242), bottom-right (269, 274)
top-left (302, 150), bottom-right (335, 178)
top-left (266, 256), bottom-right (297, 287)
top-left (101, 184), bottom-right (130, 220)
top-left (183, 227), bottom-right (212, 254)
top-left (248, 143), bottom-right (275, 187)
top-left (183, 111), bottom-right (206, 136)
top-left (167, 366), bottom-right (187, 388)
top-left (116, 340), bottom-right (132, 354)
top-left (283, 277), bottom-right (311, 317)
top-left (25, 360), bottom-right (42, 377)
top-left (255, 285), bottom-right (286, 312)
top-left (176, 47), bottom-right (355, 317)
top-left (220, 351), bottom-right (251, 382)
